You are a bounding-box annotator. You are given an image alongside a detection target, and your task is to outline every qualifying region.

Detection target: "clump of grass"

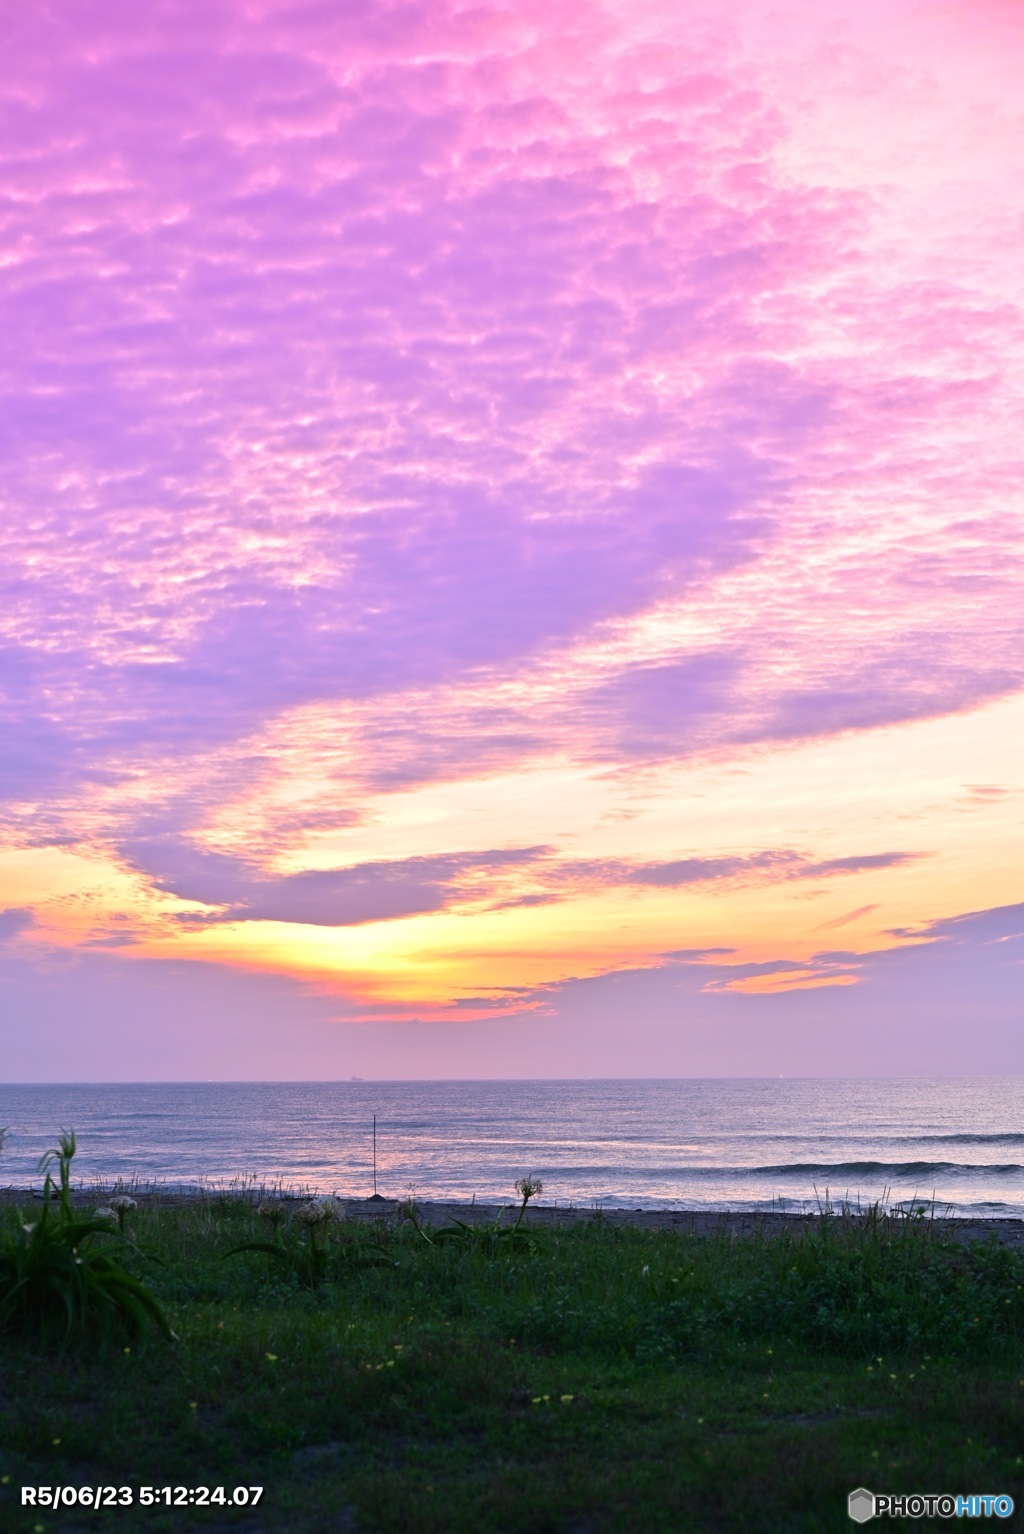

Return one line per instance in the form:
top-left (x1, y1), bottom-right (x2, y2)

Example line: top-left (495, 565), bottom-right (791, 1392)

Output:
top-left (0, 1131), bottom-right (172, 1348)
top-left (207, 1186), bottom-right (1024, 1361)
top-left (414, 1176), bottom-right (546, 1255)
top-left (649, 1201), bottom-right (1024, 1360)
top-left (225, 1196), bottom-right (390, 1288)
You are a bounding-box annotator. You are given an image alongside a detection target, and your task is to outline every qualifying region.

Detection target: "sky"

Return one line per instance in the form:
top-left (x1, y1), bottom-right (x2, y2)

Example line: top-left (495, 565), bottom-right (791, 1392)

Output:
top-left (1, 0), bottom-right (1022, 1080)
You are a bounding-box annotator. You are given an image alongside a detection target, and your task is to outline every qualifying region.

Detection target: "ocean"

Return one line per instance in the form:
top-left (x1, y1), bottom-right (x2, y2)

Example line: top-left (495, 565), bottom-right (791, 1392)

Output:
top-left (2, 1078), bottom-right (1024, 1217)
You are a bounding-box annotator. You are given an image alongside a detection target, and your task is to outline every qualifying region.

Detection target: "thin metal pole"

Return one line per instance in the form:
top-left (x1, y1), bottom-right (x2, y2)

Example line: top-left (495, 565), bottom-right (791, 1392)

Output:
top-left (373, 1112), bottom-right (377, 1197)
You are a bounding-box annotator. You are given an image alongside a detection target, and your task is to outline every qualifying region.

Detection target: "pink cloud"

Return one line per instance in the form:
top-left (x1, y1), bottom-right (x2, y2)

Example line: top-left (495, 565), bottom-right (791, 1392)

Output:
top-left (0, 0), bottom-right (1020, 1058)
top-left (2, 0), bottom-right (827, 809)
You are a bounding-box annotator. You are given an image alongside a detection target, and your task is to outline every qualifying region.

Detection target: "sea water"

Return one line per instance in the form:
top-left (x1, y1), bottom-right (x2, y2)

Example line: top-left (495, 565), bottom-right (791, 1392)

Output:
top-left (2, 1078), bottom-right (1023, 1217)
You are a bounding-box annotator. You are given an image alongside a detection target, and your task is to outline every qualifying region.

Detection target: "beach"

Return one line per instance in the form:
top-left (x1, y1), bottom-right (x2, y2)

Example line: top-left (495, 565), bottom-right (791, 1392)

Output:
top-left (5, 1183), bottom-right (1023, 1246)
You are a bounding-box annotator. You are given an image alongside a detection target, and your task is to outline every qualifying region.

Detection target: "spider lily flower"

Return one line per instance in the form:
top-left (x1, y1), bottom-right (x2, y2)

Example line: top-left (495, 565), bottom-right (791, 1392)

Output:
top-left (296, 1200), bottom-right (334, 1225)
top-left (511, 1175), bottom-right (544, 1233)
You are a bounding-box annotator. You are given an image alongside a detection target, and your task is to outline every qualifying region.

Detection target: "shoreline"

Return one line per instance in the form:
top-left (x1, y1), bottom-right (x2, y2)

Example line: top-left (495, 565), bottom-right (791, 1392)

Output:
top-left (4, 1186), bottom-right (1023, 1245)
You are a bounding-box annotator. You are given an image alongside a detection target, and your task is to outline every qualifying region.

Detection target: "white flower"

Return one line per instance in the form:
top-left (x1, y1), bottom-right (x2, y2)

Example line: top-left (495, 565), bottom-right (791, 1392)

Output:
top-left (109, 1195), bottom-right (137, 1212)
top-left (296, 1200), bottom-right (334, 1225)
top-left (94, 1207), bottom-right (117, 1222)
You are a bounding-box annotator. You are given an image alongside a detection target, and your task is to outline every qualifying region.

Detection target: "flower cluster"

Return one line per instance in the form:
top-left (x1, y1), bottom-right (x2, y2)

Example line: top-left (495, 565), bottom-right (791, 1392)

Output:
top-left (86, 1195), bottom-right (137, 1231)
top-left (295, 1197), bottom-right (338, 1227)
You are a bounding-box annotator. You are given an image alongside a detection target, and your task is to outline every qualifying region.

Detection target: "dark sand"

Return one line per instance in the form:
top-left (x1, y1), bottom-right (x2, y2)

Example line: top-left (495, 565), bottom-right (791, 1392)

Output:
top-left (330, 1197), bottom-right (1024, 1248)
top-left (4, 1186), bottom-right (1023, 1247)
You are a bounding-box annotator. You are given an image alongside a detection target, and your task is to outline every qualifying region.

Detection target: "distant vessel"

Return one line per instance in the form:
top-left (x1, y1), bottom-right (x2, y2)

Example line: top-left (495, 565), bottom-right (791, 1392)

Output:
top-left (351, 1076), bottom-right (364, 1082)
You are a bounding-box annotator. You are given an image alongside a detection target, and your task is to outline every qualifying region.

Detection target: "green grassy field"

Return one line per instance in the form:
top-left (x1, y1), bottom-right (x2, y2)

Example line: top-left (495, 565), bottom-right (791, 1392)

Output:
top-left (2, 1193), bottom-right (1023, 1533)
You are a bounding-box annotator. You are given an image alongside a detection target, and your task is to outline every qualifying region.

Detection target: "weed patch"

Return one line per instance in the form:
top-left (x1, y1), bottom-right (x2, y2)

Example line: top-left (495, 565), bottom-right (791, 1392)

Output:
top-left (1, 1194), bottom-right (1022, 1531)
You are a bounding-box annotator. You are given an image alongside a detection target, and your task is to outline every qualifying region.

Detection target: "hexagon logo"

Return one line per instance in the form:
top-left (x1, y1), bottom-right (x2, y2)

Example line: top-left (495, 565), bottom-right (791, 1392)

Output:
top-left (848, 1488), bottom-right (875, 1523)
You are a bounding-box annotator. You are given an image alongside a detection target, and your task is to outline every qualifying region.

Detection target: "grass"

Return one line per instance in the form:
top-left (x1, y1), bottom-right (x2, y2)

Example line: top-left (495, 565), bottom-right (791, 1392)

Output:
top-left (1, 1196), bottom-right (1023, 1532)
top-left (0, 1135), bottom-right (172, 1348)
